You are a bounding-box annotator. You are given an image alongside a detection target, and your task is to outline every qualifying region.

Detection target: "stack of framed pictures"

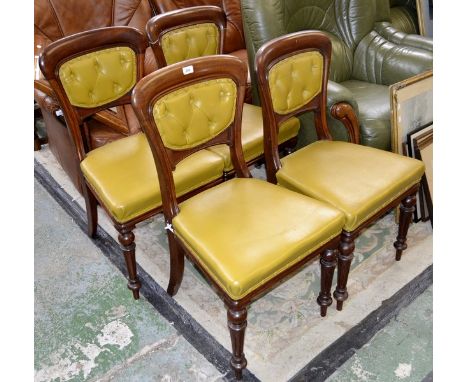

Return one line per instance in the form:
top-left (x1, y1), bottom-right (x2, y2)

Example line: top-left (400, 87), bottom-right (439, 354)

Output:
top-left (390, 70), bottom-right (433, 225)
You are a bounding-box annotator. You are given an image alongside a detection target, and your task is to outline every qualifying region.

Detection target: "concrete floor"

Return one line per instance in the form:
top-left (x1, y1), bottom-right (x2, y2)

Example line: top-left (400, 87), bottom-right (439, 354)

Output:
top-left (34, 179), bottom-right (433, 381)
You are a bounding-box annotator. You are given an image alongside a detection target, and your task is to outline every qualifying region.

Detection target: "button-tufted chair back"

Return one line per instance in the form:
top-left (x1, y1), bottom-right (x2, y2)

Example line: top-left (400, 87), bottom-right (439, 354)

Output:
top-left (131, 55), bottom-right (249, 216)
top-left (39, 27), bottom-right (149, 162)
top-left (146, 6), bottom-right (225, 67)
top-left (149, 0), bottom-right (245, 54)
top-left (256, 31), bottom-right (335, 181)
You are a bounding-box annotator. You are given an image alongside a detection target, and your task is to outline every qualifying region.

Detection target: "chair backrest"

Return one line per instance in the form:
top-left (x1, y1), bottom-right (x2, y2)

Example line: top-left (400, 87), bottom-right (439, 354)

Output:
top-left (146, 6), bottom-right (225, 67)
top-left (39, 27), bottom-right (148, 161)
top-left (255, 31), bottom-right (334, 181)
top-left (148, 0), bottom-right (245, 54)
top-left (131, 55), bottom-right (249, 219)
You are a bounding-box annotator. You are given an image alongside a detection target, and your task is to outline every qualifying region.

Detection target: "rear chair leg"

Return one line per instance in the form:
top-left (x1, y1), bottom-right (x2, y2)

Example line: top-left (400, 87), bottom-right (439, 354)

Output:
top-left (83, 184), bottom-right (97, 238)
top-left (117, 226), bottom-right (141, 299)
top-left (394, 193), bottom-right (417, 261)
top-left (334, 232), bottom-right (355, 311)
top-left (227, 305), bottom-right (248, 380)
top-left (166, 232), bottom-right (185, 296)
top-left (317, 248), bottom-right (338, 317)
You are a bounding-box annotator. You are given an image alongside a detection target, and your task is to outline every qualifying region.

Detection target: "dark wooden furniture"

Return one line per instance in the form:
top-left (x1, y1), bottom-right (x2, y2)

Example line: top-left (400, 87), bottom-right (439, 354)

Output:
top-left (34, 0), bottom-right (158, 193)
top-left (131, 55), bottom-right (346, 379)
top-left (146, 5), bottom-right (300, 179)
top-left (255, 31), bottom-right (425, 311)
top-left (38, 27), bottom-right (229, 300)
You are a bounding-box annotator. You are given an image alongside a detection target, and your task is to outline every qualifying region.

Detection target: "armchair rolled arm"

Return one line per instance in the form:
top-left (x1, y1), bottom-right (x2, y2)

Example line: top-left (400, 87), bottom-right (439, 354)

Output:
top-left (352, 31), bottom-right (433, 86)
top-left (374, 22), bottom-right (433, 52)
top-left (330, 102), bottom-right (360, 144)
top-left (327, 81), bottom-right (359, 114)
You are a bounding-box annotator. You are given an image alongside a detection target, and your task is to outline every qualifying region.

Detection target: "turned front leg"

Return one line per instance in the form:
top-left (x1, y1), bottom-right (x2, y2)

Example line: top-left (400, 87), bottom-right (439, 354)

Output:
top-left (118, 227), bottom-right (141, 300)
top-left (394, 193), bottom-right (417, 261)
top-left (333, 231), bottom-right (355, 311)
top-left (317, 248), bottom-right (338, 317)
top-left (227, 306), bottom-right (248, 380)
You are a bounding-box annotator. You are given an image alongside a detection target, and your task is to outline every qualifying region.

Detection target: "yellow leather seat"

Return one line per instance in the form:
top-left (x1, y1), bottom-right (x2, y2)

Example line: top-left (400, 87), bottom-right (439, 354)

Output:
top-left (208, 103), bottom-right (300, 170)
top-left (277, 141), bottom-right (425, 231)
top-left (81, 132), bottom-right (225, 223)
top-left (172, 178), bottom-right (345, 300)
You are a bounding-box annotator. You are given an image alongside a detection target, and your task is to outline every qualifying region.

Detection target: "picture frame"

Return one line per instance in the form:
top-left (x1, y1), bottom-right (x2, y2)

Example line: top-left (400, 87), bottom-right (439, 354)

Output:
top-left (413, 129), bottom-right (433, 226)
top-left (416, 0), bottom-right (433, 37)
top-left (390, 70), bottom-right (433, 156)
top-left (407, 124), bottom-right (433, 222)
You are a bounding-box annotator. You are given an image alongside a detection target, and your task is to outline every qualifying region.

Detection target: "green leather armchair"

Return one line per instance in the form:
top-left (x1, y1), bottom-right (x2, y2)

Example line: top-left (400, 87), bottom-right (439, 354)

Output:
top-left (388, 0), bottom-right (419, 34)
top-left (242, 0), bottom-right (433, 150)
top-left (374, 0), bottom-right (433, 52)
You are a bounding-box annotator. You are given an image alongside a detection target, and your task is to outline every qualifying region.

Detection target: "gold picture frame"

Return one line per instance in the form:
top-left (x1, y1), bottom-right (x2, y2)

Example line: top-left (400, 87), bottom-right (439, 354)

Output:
top-left (390, 70), bottom-right (433, 155)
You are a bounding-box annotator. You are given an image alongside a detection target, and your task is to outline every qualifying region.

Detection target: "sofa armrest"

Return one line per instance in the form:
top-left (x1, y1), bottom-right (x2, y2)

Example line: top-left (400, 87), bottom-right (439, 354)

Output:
top-left (374, 22), bottom-right (433, 52)
top-left (352, 31), bottom-right (433, 86)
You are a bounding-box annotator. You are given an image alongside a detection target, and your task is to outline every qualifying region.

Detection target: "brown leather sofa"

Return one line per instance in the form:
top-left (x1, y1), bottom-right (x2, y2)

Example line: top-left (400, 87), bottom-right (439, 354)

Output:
top-left (149, 0), bottom-right (252, 102)
top-left (34, 0), bottom-right (157, 192)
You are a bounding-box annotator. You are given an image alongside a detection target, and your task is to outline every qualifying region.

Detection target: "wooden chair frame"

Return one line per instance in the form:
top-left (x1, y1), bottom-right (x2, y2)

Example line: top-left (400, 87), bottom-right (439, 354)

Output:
top-left (146, 5), bottom-right (297, 179)
top-left (39, 26), bottom-right (227, 300)
top-left (131, 55), bottom-right (342, 379)
top-left (255, 31), bottom-right (419, 311)
top-left (146, 5), bottom-right (226, 67)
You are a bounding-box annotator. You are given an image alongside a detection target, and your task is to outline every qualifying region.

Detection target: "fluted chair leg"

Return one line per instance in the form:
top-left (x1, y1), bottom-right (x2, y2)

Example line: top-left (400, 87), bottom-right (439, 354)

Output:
top-left (334, 232), bottom-right (355, 311)
top-left (117, 226), bottom-right (141, 299)
top-left (317, 248), bottom-right (338, 317)
top-left (227, 305), bottom-right (248, 380)
top-left (394, 193), bottom-right (417, 261)
top-left (167, 232), bottom-right (185, 296)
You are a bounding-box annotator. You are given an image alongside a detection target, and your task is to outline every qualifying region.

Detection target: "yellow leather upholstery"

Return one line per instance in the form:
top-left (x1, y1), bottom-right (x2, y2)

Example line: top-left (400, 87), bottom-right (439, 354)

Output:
top-left (173, 178), bottom-right (344, 300)
top-left (59, 47), bottom-right (136, 108)
top-left (153, 79), bottom-right (237, 150)
top-left (161, 23), bottom-right (219, 65)
top-left (208, 103), bottom-right (300, 170)
top-left (268, 51), bottom-right (323, 115)
top-left (80, 133), bottom-right (224, 223)
top-left (277, 141), bottom-right (425, 231)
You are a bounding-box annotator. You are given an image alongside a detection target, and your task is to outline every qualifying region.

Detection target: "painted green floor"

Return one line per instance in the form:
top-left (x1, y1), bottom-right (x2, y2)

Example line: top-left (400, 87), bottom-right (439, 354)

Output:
top-left (327, 286), bottom-right (433, 382)
top-left (34, 180), bottom-right (222, 381)
top-left (34, 179), bottom-right (432, 381)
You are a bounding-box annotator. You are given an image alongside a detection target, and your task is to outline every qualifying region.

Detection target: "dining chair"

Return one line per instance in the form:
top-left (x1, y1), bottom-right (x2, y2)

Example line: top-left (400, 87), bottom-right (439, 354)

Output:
top-left (131, 54), bottom-right (346, 379)
top-left (255, 31), bottom-right (425, 311)
top-left (146, 5), bottom-right (300, 179)
top-left (39, 26), bottom-right (227, 299)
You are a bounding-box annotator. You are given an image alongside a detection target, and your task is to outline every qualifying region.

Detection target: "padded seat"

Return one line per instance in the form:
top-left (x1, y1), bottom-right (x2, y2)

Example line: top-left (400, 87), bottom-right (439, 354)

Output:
top-left (277, 140), bottom-right (425, 231)
top-left (208, 104), bottom-right (300, 170)
top-left (81, 132), bottom-right (225, 223)
top-left (172, 178), bottom-right (345, 300)
top-left (340, 80), bottom-right (392, 150)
